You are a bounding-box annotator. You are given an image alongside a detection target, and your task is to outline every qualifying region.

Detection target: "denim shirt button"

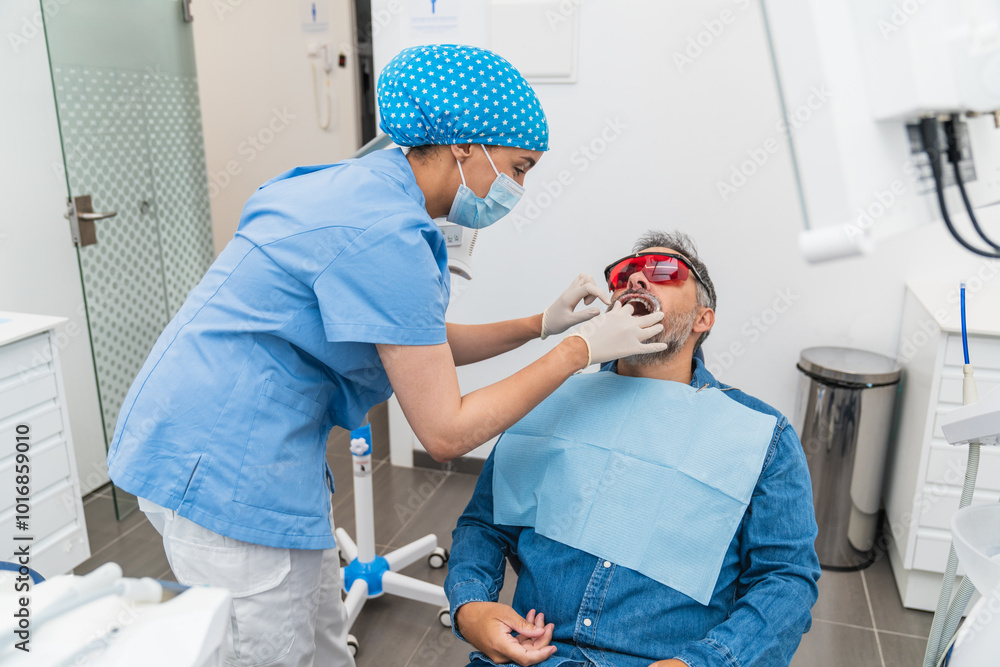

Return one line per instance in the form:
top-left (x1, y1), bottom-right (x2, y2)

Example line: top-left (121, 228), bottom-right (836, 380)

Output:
top-left (603, 560), bottom-right (611, 568)
top-left (583, 618), bottom-right (592, 626)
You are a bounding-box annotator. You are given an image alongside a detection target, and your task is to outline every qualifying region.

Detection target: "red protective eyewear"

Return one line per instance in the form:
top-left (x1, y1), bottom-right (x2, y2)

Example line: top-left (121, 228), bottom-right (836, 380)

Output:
top-left (603, 252), bottom-right (705, 291)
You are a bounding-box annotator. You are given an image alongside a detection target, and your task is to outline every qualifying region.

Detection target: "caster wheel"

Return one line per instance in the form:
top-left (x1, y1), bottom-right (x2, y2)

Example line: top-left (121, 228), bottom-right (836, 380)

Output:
top-left (428, 547), bottom-right (449, 569)
top-left (347, 634), bottom-right (359, 657)
top-left (438, 608), bottom-right (452, 628)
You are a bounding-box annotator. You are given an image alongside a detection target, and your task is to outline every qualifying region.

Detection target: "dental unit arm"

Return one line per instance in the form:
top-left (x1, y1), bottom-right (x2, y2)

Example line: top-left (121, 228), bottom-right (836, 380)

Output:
top-left (923, 285), bottom-right (1000, 667)
top-left (0, 562), bottom-right (231, 666)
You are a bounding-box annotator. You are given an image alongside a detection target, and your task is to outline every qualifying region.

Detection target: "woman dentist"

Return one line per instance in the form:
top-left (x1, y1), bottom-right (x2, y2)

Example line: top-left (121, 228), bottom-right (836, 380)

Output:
top-left (107, 44), bottom-right (665, 666)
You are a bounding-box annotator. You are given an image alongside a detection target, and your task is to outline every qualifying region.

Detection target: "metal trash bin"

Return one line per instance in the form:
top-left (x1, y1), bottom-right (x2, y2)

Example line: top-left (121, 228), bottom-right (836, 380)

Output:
top-left (794, 347), bottom-right (901, 570)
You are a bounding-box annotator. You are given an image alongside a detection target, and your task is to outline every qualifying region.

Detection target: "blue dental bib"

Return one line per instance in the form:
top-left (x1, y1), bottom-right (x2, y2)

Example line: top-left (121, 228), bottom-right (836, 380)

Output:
top-left (492, 372), bottom-right (777, 605)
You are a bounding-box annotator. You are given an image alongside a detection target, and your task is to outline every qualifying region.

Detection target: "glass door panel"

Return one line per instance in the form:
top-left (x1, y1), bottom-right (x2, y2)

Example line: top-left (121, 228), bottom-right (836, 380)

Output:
top-left (43, 0), bottom-right (213, 518)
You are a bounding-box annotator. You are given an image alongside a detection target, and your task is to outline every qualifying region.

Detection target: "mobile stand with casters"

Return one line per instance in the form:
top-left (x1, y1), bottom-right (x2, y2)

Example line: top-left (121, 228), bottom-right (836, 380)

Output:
top-left (336, 423), bottom-right (451, 657)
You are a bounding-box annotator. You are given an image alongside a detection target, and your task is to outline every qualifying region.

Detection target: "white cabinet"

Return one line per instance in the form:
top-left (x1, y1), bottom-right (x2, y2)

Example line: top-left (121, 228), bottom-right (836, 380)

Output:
top-left (0, 313), bottom-right (90, 578)
top-left (885, 283), bottom-right (1000, 610)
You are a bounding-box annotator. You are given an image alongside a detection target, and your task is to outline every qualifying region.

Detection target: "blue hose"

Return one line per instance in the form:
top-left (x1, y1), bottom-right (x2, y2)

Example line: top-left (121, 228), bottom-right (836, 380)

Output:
top-left (960, 282), bottom-right (969, 364)
top-left (0, 561), bottom-right (44, 583)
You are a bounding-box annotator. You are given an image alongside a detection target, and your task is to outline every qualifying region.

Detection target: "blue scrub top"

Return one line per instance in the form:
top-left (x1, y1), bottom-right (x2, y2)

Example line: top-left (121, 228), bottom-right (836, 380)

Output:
top-left (107, 149), bottom-right (450, 549)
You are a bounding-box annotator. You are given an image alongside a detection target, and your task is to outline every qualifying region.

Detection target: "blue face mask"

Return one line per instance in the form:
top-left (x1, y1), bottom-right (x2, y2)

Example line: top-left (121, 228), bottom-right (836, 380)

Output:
top-left (447, 145), bottom-right (525, 229)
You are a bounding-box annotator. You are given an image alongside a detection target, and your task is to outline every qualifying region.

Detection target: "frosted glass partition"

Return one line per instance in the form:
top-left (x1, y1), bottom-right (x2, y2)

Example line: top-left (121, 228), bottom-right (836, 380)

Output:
top-left (44, 0), bottom-right (213, 518)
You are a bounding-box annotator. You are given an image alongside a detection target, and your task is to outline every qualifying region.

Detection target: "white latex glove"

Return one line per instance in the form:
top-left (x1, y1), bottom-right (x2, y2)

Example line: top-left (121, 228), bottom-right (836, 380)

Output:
top-left (567, 301), bottom-right (667, 366)
top-left (540, 274), bottom-right (612, 339)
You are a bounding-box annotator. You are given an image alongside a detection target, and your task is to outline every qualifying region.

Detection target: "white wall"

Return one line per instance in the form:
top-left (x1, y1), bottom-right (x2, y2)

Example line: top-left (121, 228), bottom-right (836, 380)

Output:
top-left (191, 0), bottom-right (362, 253)
top-left (0, 0), bottom-right (108, 492)
top-left (378, 0), bottom-right (1000, 461)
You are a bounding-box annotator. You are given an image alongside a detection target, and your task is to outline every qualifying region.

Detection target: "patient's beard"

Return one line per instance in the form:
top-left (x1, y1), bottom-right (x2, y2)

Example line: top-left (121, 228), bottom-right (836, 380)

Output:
top-left (618, 304), bottom-right (699, 367)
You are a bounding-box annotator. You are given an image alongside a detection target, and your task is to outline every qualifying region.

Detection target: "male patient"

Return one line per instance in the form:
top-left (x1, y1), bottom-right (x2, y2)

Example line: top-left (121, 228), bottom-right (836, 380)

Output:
top-left (444, 231), bottom-right (820, 667)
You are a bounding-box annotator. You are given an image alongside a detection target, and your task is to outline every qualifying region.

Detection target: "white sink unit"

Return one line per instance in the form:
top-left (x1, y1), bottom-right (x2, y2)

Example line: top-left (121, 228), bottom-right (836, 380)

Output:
top-left (885, 283), bottom-right (1000, 610)
top-left (0, 312), bottom-right (91, 578)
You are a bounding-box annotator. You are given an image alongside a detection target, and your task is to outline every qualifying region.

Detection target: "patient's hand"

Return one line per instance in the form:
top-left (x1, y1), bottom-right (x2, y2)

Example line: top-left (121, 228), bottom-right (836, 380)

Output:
top-left (455, 601), bottom-right (556, 666)
top-left (648, 661), bottom-right (690, 667)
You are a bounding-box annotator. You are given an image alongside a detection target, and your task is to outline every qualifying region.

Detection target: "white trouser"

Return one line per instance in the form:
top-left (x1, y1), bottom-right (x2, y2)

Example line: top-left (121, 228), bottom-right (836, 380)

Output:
top-left (142, 498), bottom-right (356, 667)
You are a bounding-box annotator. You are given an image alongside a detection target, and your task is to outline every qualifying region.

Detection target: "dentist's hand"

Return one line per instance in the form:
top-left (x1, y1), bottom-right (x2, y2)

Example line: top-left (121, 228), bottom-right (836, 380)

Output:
top-left (567, 301), bottom-right (667, 367)
top-left (455, 601), bottom-right (556, 666)
top-left (540, 274), bottom-right (612, 339)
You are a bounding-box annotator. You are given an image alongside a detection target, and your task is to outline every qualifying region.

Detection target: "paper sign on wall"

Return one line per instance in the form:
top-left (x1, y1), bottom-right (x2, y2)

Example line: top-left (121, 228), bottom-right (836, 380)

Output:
top-left (302, 0), bottom-right (330, 32)
top-left (403, 0), bottom-right (461, 42)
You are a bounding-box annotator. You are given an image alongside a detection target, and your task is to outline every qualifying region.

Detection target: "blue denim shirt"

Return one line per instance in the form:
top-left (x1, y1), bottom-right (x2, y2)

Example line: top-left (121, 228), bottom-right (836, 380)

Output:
top-left (445, 359), bottom-right (820, 667)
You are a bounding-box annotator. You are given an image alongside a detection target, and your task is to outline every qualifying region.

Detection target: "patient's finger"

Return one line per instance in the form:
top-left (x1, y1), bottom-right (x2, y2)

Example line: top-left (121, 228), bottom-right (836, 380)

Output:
top-left (507, 641), bottom-right (557, 666)
top-left (539, 621), bottom-right (554, 645)
top-left (499, 606), bottom-right (545, 638)
top-left (517, 617), bottom-right (554, 651)
top-left (519, 621), bottom-right (554, 650)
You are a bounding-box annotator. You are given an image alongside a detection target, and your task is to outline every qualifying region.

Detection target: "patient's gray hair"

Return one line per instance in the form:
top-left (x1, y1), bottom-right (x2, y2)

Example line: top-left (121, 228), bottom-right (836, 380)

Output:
top-left (632, 230), bottom-right (716, 351)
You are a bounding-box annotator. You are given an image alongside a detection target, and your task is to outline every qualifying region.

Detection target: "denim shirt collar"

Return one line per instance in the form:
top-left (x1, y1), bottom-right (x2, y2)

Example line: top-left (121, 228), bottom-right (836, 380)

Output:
top-left (600, 355), bottom-right (720, 391)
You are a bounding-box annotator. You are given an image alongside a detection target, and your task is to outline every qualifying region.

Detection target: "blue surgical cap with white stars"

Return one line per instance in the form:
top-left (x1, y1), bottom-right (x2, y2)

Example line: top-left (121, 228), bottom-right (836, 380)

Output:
top-left (377, 44), bottom-right (549, 152)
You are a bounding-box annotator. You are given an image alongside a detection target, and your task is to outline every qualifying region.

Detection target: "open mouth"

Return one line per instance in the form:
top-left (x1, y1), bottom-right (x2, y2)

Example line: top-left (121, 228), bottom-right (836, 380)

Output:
top-left (617, 292), bottom-right (660, 317)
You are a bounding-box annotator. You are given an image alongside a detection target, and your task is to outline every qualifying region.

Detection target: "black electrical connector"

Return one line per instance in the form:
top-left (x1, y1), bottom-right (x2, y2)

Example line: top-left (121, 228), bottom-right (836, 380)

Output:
top-left (920, 116), bottom-right (1000, 258)
top-left (944, 115), bottom-right (1000, 250)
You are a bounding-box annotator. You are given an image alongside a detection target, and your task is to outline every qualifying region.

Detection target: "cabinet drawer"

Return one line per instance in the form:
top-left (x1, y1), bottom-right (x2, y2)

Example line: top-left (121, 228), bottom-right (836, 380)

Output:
top-left (912, 530), bottom-right (963, 574)
top-left (916, 489), bottom-right (997, 530)
top-left (33, 524), bottom-right (89, 579)
top-left (0, 333), bottom-right (52, 384)
top-left (0, 372), bottom-right (58, 422)
top-left (925, 443), bottom-right (1000, 492)
top-left (0, 438), bottom-right (71, 515)
top-left (945, 333), bottom-right (1000, 371)
top-left (0, 480), bottom-right (79, 544)
top-left (0, 405), bottom-right (63, 456)
top-left (937, 370), bottom-right (1000, 405)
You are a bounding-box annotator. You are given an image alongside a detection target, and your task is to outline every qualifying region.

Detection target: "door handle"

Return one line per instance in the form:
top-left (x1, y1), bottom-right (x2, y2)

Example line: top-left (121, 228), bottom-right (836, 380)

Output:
top-left (65, 195), bottom-right (118, 247)
top-left (77, 211), bottom-right (118, 222)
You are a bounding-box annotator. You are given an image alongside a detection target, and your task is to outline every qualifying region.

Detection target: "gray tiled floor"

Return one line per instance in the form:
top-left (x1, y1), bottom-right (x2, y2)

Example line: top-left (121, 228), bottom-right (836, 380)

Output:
top-left (75, 405), bottom-right (934, 666)
top-left (791, 554), bottom-right (933, 667)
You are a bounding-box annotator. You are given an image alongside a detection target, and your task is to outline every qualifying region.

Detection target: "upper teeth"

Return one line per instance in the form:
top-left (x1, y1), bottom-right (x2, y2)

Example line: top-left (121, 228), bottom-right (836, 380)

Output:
top-left (621, 295), bottom-right (656, 311)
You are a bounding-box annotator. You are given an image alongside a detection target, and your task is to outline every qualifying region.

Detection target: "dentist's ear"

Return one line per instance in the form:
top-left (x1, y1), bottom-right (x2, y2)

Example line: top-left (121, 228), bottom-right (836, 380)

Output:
top-left (450, 143), bottom-right (475, 162)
